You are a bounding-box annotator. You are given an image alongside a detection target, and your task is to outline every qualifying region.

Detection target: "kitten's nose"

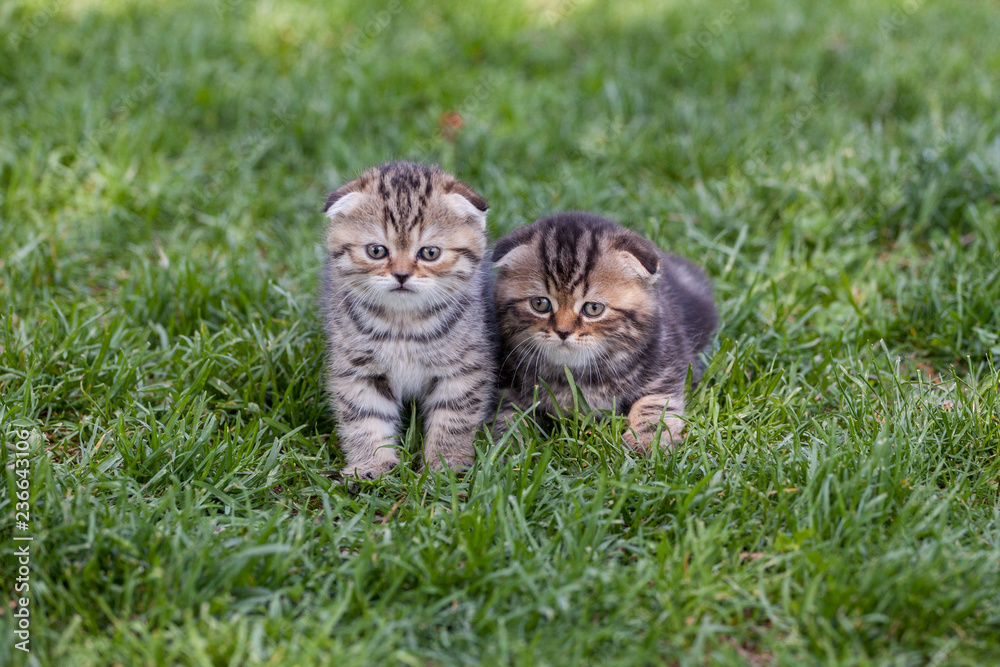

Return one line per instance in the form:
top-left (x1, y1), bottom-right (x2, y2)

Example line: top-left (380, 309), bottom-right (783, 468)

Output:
top-left (555, 329), bottom-right (571, 340)
top-left (392, 272), bottom-right (410, 285)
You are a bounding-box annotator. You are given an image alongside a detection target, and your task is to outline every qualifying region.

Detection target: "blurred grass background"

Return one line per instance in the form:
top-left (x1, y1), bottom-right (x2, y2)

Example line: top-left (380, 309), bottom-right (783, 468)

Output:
top-left (1, 0), bottom-right (999, 664)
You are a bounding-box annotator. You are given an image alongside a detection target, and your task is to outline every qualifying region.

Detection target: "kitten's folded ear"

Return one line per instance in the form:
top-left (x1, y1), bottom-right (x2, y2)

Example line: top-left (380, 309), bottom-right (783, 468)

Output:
top-left (443, 180), bottom-right (489, 227)
top-left (492, 225), bottom-right (538, 267)
top-left (446, 181), bottom-right (488, 212)
top-left (614, 234), bottom-right (661, 281)
top-left (324, 179), bottom-right (365, 220)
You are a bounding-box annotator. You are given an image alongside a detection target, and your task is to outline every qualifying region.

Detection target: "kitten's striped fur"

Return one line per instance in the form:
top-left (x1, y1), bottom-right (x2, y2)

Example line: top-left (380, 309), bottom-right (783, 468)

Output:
top-left (493, 212), bottom-right (717, 450)
top-left (321, 162), bottom-right (495, 479)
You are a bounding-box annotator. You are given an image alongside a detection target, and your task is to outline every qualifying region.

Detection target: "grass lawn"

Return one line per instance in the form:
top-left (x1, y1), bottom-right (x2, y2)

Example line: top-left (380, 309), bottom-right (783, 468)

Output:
top-left (2, 0), bottom-right (1000, 664)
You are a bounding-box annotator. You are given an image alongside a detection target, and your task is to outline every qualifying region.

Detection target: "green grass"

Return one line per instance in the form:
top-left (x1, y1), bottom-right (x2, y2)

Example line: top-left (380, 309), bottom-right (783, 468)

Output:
top-left (2, 0), bottom-right (1000, 664)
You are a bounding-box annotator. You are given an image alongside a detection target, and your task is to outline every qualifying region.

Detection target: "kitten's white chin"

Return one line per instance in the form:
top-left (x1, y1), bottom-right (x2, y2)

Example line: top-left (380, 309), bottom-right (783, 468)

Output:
top-left (541, 343), bottom-right (595, 369)
top-left (380, 288), bottom-right (428, 310)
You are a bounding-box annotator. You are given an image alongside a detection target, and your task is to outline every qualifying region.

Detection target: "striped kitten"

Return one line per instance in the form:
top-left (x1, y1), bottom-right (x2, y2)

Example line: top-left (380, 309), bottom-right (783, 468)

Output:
top-left (321, 162), bottom-right (496, 480)
top-left (493, 212), bottom-right (717, 451)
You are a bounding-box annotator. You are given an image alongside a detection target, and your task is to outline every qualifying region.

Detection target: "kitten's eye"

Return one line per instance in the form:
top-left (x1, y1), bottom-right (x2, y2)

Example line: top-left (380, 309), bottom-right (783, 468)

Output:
top-left (529, 297), bottom-right (552, 313)
top-left (366, 244), bottom-right (388, 260)
top-left (417, 246), bottom-right (440, 261)
top-left (582, 302), bottom-right (605, 317)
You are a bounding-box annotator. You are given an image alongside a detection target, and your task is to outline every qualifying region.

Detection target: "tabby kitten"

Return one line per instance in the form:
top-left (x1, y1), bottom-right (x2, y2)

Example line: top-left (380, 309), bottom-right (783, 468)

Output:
top-left (321, 162), bottom-right (495, 480)
top-left (493, 212), bottom-right (717, 450)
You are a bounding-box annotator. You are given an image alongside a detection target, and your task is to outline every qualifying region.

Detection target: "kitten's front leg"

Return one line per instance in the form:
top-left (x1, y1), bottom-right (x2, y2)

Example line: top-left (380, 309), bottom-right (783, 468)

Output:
top-left (331, 375), bottom-right (402, 480)
top-left (490, 389), bottom-right (519, 439)
top-left (422, 371), bottom-right (491, 471)
top-left (490, 389), bottom-right (540, 444)
top-left (624, 393), bottom-right (686, 452)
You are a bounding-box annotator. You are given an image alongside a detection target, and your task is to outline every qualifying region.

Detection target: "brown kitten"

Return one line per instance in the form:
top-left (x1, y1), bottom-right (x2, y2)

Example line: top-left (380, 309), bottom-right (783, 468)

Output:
top-left (321, 162), bottom-right (496, 480)
top-left (492, 212), bottom-right (717, 450)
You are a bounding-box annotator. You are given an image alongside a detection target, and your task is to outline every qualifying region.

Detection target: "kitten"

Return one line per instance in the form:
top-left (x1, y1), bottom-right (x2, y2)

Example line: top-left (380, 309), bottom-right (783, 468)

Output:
top-left (492, 212), bottom-right (717, 451)
top-left (321, 162), bottom-right (496, 480)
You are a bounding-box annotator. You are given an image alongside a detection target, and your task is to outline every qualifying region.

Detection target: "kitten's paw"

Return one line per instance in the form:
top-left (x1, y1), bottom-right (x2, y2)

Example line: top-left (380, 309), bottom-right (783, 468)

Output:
top-left (624, 416), bottom-right (686, 453)
top-left (421, 449), bottom-right (474, 473)
top-left (341, 454), bottom-right (399, 483)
